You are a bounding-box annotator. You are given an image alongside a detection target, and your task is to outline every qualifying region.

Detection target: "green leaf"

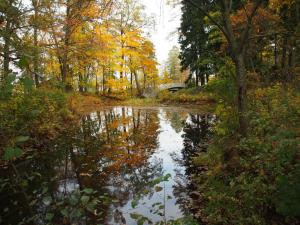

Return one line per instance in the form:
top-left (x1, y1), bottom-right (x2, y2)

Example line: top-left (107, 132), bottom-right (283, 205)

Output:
top-left (7, 73), bottom-right (16, 83)
top-left (60, 208), bottom-right (68, 217)
top-left (21, 77), bottom-right (34, 91)
top-left (69, 194), bottom-right (79, 206)
top-left (155, 186), bottom-right (163, 192)
top-left (18, 55), bottom-right (29, 69)
top-left (131, 199), bottom-right (138, 209)
top-left (45, 213), bottom-right (54, 221)
top-left (80, 195), bottom-right (90, 205)
top-left (82, 188), bottom-right (93, 194)
top-left (42, 187), bottom-right (48, 194)
top-left (159, 205), bottom-right (164, 210)
top-left (86, 201), bottom-right (97, 212)
top-left (3, 147), bottom-right (22, 161)
top-left (163, 173), bottom-right (172, 181)
top-left (137, 217), bottom-right (146, 225)
top-left (130, 213), bottom-right (140, 220)
top-left (15, 136), bottom-right (30, 143)
top-left (42, 196), bottom-right (52, 206)
top-left (152, 202), bottom-right (161, 207)
top-left (71, 208), bottom-right (83, 218)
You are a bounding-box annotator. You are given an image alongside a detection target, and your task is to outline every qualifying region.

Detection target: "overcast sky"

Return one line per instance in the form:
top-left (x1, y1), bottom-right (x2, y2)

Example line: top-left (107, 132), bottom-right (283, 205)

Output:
top-left (140, 0), bottom-right (181, 66)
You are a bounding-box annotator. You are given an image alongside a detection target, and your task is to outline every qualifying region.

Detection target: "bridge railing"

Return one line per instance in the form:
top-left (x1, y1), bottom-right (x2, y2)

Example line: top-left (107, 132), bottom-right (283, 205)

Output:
top-left (158, 83), bottom-right (186, 91)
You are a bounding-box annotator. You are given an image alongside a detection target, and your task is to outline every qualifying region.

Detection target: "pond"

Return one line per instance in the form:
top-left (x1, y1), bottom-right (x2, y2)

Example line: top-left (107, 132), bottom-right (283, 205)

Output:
top-left (0, 106), bottom-right (215, 225)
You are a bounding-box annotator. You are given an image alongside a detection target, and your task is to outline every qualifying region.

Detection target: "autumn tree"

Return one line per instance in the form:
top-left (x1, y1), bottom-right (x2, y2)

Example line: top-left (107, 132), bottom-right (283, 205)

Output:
top-left (179, 0), bottom-right (266, 135)
top-left (125, 29), bottom-right (158, 96)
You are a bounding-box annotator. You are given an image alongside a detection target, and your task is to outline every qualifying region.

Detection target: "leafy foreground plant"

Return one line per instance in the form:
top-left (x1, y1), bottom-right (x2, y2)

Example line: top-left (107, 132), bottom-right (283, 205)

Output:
top-left (129, 173), bottom-right (199, 225)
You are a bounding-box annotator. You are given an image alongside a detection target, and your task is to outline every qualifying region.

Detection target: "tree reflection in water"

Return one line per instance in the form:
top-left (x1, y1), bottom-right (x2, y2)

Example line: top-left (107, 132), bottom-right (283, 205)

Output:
top-left (172, 114), bottom-right (216, 221)
top-left (0, 107), bottom-right (214, 225)
top-left (70, 107), bottom-right (163, 224)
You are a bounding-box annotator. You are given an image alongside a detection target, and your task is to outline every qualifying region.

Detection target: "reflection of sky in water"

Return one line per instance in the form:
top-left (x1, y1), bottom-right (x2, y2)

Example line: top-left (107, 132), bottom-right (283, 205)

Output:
top-left (109, 108), bottom-right (187, 225)
top-left (0, 106), bottom-right (212, 225)
top-left (58, 179), bottom-right (79, 194)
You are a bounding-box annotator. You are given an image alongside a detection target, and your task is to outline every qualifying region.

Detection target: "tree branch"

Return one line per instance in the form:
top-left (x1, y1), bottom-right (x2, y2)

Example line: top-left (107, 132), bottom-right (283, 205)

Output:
top-left (238, 0), bottom-right (263, 53)
top-left (219, 0), bottom-right (239, 52)
top-left (185, 0), bottom-right (230, 41)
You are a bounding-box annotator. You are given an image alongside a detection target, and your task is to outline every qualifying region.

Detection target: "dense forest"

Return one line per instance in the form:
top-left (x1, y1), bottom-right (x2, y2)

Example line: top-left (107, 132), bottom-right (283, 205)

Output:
top-left (0, 0), bottom-right (300, 225)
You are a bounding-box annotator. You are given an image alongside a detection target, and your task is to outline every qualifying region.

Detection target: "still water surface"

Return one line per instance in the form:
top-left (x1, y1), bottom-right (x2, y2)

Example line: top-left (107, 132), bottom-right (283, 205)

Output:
top-left (0, 106), bottom-right (215, 225)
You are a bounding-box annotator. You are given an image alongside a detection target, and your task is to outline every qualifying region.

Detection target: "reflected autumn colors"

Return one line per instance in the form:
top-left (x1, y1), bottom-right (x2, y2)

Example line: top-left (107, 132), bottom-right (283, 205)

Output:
top-left (0, 106), bottom-right (214, 225)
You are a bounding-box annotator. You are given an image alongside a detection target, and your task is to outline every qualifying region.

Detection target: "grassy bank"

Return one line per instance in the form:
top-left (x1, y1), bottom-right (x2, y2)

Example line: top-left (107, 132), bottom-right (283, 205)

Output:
top-left (95, 87), bottom-right (216, 107)
top-left (157, 87), bottom-right (215, 105)
top-left (67, 87), bottom-right (216, 109)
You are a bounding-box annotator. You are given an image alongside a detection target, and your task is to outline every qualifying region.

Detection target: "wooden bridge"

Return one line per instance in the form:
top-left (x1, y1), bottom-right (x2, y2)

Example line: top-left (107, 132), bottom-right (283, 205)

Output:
top-left (158, 83), bottom-right (186, 92)
top-left (143, 83), bottom-right (186, 97)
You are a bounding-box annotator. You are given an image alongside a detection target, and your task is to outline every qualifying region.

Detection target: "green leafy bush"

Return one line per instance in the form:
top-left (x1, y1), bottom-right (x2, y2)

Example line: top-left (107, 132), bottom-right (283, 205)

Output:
top-left (0, 78), bottom-right (71, 160)
top-left (194, 84), bottom-right (300, 225)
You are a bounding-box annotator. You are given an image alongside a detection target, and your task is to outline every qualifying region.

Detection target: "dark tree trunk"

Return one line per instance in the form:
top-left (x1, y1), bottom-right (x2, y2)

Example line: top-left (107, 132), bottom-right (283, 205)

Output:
top-left (61, 0), bottom-right (72, 91)
top-left (281, 35), bottom-right (288, 69)
top-left (95, 73), bottom-right (99, 95)
top-left (130, 72), bottom-right (133, 97)
top-left (200, 74), bottom-right (205, 86)
top-left (2, 20), bottom-right (11, 83)
top-left (143, 70), bottom-right (146, 90)
top-left (206, 74), bottom-right (209, 84)
top-left (274, 34), bottom-right (278, 67)
top-left (33, 27), bottom-right (39, 87)
top-left (78, 72), bottom-right (84, 92)
top-left (287, 38), bottom-right (295, 82)
top-left (120, 28), bottom-right (125, 79)
top-left (102, 67), bottom-right (105, 92)
top-left (234, 53), bottom-right (247, 136)
top-left (281, 35), bottom-right (290, 83)
top-left (33, 0), bottom-right (39, 87)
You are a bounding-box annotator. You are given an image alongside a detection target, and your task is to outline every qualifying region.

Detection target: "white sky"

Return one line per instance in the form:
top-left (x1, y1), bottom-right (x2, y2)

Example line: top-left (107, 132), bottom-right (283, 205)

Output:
top-left (140, 0), bottom-right (181, 66)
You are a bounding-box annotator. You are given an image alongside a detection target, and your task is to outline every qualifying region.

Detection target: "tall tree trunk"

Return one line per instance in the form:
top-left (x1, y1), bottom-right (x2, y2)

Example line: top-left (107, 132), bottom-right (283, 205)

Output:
top-left (287, 38), bottom-right (295, 82)
top-left (102, 66), bottom-right (105, 92)
top-left (143, 70), bottom-right (146, 90)
top-left (78, 72), bottom-right (83, 92)
top-left (32, 0), bottom-right (39, 87)
top-left (95, 73), bottom-right (99, 95)
top-left (61, 0), bottom-right (72, 91)
top-left (281, 35), bottom-right (288, 69)
top-left (200, 74), bottom-right (205, 86)
top-left (133, 71), bottom-right (142, 97)
top-left (2, 20), bottom-right (11, 83)
top-left (206, 74), bottom-right (209, 84)
top-left (274, 34), bottom-right (278, 67)
top-left (130, 72), bottom-right (133, 97)
top-left (234, 53), bottom-right (247, 136)
top-left (120, 28), bottom-right (125, 79)
top-left (281, 35), bottom-right (289, 83)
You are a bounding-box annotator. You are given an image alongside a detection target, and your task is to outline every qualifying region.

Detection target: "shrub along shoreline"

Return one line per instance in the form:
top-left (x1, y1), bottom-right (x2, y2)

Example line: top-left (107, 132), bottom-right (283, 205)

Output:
top-left (192, 81), bottom-right (300, 225)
